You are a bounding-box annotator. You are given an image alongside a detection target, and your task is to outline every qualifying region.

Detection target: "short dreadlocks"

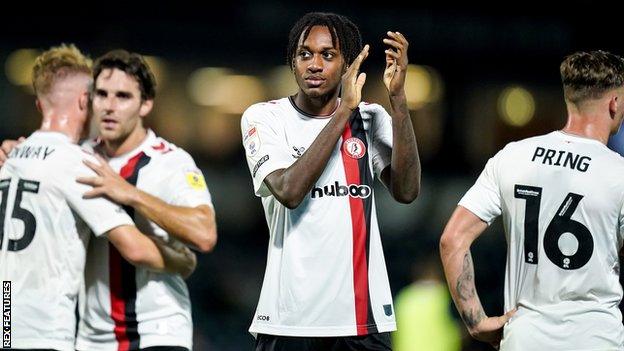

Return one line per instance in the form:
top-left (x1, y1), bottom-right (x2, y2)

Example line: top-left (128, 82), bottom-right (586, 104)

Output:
top-left (286, 12), bottom-right (362, 70)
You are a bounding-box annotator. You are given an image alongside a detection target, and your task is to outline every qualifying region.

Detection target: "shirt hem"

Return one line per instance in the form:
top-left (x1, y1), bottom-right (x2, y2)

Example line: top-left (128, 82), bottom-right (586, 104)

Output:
top-left (92, 217), bottom-right (134, 237)
top-left (249, 322), bottom-right (397, 337)
top-left (11, 339), bottom-right (74, 351)
top-left (76, 336), bottom-right (191, 351)
top-left (458, 202), bottom-right (494, 225)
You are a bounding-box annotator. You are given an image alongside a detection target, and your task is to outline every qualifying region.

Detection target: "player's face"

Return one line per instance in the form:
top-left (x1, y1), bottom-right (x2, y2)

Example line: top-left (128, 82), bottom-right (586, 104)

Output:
top-left (293, 25), bottom-right (345, 99)
top-left (92, 68), bottom-right (152, 144)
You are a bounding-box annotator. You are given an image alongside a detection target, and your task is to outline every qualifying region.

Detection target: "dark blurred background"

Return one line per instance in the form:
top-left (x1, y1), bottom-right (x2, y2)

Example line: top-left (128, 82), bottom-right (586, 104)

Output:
top-left (2, 3), bottom-right (623, 350)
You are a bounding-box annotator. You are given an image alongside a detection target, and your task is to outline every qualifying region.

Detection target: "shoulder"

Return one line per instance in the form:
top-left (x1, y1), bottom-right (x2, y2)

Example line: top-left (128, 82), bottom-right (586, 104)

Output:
top-left (494, 133), bottom-right (551, 159)
top-left (51, 140), bottom-right (95, 166)
top-left (145, 134), bottom-right (189, 162)
top-left (601, 146), bottom-right (624, 169)
top-left (242, 98), bottom-right (288, 125)
top-left (147, 134), bottom-right (177, 155)
top-left (46, 143), bottom-right (100, 179)
top-left (149, 136), bottom-right (199, 170)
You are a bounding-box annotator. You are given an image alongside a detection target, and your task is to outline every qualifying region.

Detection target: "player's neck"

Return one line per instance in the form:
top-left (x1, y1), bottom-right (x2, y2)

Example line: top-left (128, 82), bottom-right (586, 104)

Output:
top-left (103, 126), bottom-right (148, 157)
top-left (561, 114), bottom-right (610, 145)
top-left (39, 111), bottom-right (82, 144)
top-left (293, 90), bottom-right (340, 117)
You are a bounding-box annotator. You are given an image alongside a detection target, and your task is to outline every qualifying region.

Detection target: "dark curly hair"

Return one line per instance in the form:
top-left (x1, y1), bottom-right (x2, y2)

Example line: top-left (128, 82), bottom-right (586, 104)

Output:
top-left (286, 12), bottom-right (362, 70)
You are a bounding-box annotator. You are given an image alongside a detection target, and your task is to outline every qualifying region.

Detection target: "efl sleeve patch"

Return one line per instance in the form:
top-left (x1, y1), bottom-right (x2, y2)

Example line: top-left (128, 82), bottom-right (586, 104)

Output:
top-left (185, 171), bottom-right (207, 190)
top-left (243, 124), bottom-right (261, 157)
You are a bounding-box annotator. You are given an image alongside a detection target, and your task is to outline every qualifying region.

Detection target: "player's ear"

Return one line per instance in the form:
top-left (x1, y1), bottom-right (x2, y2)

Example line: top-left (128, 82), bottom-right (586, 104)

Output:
top-left (35, 98), bottom-right (42, 113)
top-left (609, 95), bottom-right (618, 119)
top-left (139, 99), bottom-right (154, 118)
top-left (78, 91), bottom-right (89, 112)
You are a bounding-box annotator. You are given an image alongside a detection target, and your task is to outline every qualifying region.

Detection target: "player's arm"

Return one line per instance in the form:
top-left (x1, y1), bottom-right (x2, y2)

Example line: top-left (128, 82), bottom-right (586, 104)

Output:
top-left (106, 225), bottom-right (197, 278)
top-left (378, 31), bottom-right (421, 203)
top-left (439, 206), bottom-right (515, 349)
top-left (0, 137), bottom-right (25, 167)
top-left (78, 155), bottom-right (216, 253)
top-left (264, 45), bottom-right (370, 209)
top-left (123, 192), bottom-right (215, 253)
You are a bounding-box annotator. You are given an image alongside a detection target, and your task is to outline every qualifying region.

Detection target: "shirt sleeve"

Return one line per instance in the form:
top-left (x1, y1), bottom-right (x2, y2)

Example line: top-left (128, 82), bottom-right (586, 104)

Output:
top-left (458, 151), bottom-right (503, 225)
top-left (62, 152), bottom-right (134, 237)
top-left (241, 103), bottom-right (293, 197)
top-left (166, 151), bottom-right (214, 208)
top-left (368, 103), bottom-right (393, 179)
top-left (618, 193), bottom-right (624, 246)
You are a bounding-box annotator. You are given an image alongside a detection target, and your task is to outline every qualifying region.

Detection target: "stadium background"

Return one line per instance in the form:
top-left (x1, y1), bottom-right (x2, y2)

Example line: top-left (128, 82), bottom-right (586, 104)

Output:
top-left (1, 3), bottom-right (623, 350)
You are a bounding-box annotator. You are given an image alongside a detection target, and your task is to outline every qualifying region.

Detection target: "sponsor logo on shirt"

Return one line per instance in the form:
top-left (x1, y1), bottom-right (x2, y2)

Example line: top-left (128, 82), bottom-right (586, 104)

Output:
top-left (151, 141), bottom-right (172, 154)
top-left (256, 314), bottom-right (270, 321)
top-left (291, 146), bottom-right (305, 159)
top-left (185, 170), bottom-right (207, 190)
top-left (383, 304), bottom-right (393, 316)
top-left (311, 181), bottom-right (371, 199)
top-left (244, 125), bottom-right (261, 157)
top-left (342, 137), bottom-right (366, 159)
top-left (252, 155), bottom-right (269, 177)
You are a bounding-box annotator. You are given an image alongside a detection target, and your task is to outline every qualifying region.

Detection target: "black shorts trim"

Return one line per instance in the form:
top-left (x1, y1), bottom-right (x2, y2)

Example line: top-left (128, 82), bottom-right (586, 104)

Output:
top-left (254, 332), bottom-right (392, 351)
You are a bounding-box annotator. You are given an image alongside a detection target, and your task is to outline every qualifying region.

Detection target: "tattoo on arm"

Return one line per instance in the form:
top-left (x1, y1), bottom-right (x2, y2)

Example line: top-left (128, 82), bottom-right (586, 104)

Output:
top-left (461, 307), bottom-right (486, 329)
top-left (456, 252), bottom-right (486, 328)
top-left (456, 252), bottom-right (476, 301)
top-left (388, 95), bottom-right (420, 199)
top-left (392, 95), bottom-right (408, 116)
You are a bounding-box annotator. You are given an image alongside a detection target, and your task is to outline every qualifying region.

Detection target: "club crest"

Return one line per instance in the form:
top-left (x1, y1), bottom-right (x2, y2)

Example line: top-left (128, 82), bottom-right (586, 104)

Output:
top-left (342, 137), bottom-right (366, 159)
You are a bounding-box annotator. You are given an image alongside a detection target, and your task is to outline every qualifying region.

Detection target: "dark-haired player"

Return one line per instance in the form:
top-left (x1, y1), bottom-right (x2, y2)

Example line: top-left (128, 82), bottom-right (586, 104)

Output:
top-left (73, 50), bottom-right (217, 351)
top-left (241, 12), bottom-right (421, 351)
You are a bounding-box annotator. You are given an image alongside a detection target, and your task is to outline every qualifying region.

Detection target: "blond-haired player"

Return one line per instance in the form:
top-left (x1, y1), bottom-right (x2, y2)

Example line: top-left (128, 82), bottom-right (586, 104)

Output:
top-left (0, 44), bottom-right (195, 351)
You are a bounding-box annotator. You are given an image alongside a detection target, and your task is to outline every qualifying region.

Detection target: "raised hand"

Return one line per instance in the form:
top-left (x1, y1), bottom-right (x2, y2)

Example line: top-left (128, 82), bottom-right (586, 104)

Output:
top-left (383, 31), bottom-right (409, 96)
top-left (341, 44), bottom-right (370, 110)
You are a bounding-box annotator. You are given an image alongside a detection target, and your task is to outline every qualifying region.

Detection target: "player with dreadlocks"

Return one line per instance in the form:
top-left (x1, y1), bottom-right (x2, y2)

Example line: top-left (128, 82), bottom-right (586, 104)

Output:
top-left (241, 12), bottom-right (421, 351)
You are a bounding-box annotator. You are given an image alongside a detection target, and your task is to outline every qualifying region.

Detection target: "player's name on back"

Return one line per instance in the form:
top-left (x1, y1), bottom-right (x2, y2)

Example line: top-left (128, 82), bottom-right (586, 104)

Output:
top-left (8, 145), bottom-right (55, 161)
top-left (531, 146), bottom-right (591, 172)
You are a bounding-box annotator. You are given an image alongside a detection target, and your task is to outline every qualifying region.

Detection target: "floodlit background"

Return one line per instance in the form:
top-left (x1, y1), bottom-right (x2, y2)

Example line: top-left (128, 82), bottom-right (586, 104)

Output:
top-left (2, 3), bottom-right (623, 350)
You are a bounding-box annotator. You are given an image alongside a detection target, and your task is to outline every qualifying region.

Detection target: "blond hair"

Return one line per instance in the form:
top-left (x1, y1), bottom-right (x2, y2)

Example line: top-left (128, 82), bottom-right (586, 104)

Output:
top-left (32, 43), bottom-right (92, 96)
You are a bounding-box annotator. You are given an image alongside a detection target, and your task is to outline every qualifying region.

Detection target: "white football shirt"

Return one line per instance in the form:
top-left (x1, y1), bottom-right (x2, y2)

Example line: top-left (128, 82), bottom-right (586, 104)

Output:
top-left (0, 131), bottom-right (133, 351)
top-left (241, 97), bottom-right (396, 337)
top-left (76, 130), bottom-right (213, 351)
top-left (459, 131), bottom-right (624, 350)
